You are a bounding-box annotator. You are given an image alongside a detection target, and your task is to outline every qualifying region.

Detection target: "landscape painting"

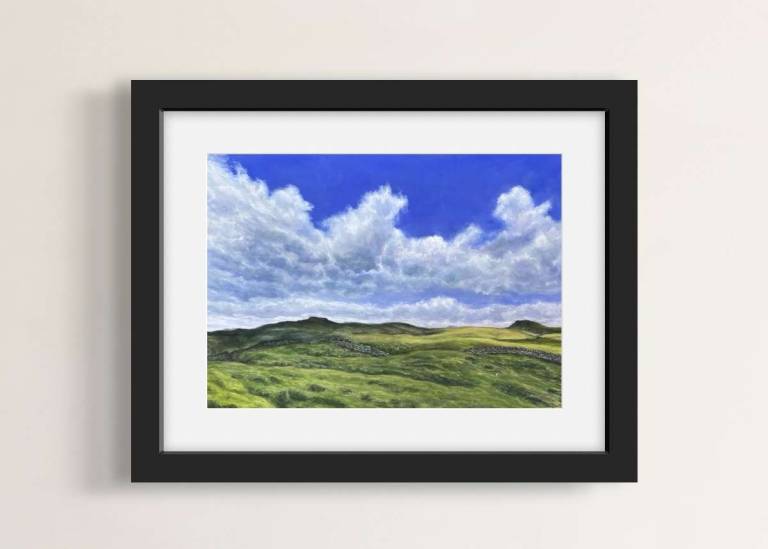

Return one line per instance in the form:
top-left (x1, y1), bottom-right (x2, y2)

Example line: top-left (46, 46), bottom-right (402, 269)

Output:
top-left (207, 154), bottom-right (562, 408)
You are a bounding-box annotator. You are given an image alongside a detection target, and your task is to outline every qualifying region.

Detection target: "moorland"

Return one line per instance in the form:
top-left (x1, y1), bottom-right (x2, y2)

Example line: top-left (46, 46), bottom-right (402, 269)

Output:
top-left (207, 317), bottom-right (561, 408)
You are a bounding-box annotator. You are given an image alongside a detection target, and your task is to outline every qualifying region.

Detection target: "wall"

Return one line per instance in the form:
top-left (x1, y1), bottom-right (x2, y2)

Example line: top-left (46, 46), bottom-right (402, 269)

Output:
top-left (1, 1), bottom-right (766, 547)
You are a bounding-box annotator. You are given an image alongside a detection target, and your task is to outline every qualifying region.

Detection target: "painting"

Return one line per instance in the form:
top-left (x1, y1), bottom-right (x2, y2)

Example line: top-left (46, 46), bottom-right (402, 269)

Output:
top-left (206, 154), bottom-right (562, 408)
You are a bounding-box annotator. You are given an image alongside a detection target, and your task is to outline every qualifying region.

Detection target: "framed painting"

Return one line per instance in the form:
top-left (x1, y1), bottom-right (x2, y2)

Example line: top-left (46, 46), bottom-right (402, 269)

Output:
top-left (132, 80), bottom-right (637, 481)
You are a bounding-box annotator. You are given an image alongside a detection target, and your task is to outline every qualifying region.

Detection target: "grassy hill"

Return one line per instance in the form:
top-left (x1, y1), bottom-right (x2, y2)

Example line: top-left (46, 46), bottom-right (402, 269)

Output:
top-left (508, 319), bottom-right (562, 335)
top-left (208, 317), bottom-right (561, 408)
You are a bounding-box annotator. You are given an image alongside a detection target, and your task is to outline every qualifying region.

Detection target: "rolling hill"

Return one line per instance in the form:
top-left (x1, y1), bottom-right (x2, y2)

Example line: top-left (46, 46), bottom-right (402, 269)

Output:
top-left (508, 319), bottom-right (562, 335)
top-left (207, 317), bottom-right (561, 409)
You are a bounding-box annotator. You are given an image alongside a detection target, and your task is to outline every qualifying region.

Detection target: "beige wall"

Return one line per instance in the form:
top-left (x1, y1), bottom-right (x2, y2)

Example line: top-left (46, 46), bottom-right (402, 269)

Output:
top-left (1, 1), bottom-right (767, 547)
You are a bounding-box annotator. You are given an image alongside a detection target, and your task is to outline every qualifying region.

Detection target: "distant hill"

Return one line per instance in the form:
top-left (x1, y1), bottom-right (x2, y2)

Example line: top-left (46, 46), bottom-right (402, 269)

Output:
top-left (207, 317), bottom-right (440, 358)
top-left (508, 320), bottom-right (561, 335)
top-left (294, 316), bottom-right (338, 327)
top-left (211, 316), bottom-right (436, 336)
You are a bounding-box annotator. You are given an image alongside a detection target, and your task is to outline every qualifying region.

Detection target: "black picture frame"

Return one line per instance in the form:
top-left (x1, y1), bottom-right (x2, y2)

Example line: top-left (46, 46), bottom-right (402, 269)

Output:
top-left (132, 80), bottom-right (637, 482)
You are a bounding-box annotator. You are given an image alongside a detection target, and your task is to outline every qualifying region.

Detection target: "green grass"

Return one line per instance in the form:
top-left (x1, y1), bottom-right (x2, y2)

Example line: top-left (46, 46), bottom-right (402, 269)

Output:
top-left (207, 317), bottom-right (561, 408)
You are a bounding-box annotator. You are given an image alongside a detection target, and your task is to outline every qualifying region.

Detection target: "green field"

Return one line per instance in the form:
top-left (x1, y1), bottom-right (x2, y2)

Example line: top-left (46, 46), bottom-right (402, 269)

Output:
top-left (207, 317), bottom-right (561, 408)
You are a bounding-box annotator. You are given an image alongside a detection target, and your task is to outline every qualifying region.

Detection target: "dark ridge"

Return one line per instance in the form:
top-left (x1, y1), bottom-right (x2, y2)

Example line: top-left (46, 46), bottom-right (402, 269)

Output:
top-left (297, 316), bottom-right (337, 325)
top-left (209, 316), bottom-right (337, 335)
top-left (207, 317), bottom-right (442, 342)
top-left (209, 327), bottom-right (264, 336)
top-left (508, 319), bottom-right (561, 335)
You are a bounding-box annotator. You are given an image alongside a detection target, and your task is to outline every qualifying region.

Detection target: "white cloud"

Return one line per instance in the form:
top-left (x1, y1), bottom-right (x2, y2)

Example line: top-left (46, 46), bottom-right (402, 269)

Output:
top-left (207, 157), bottom-right (561, 327)
top-left (323, 185), bottom-right (408, 272)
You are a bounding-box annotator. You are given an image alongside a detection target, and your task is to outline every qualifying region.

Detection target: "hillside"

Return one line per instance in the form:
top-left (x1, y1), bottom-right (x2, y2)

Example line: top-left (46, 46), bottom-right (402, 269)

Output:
top-left (508, 319), bottom-right (561, 335)
top-left (208, 317), bottom-right (561, 409)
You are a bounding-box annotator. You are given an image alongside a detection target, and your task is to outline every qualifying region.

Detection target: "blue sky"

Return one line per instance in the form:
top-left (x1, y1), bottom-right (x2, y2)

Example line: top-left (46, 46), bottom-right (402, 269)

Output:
top-left (224, 154), bottom-right (561, 237)
top-left (207, 154), bottom-right (562, 329)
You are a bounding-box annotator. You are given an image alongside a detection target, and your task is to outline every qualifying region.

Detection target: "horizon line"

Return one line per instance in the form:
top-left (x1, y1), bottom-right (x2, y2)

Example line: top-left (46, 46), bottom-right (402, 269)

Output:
top-left (207, 316), bottom-right (562, 333)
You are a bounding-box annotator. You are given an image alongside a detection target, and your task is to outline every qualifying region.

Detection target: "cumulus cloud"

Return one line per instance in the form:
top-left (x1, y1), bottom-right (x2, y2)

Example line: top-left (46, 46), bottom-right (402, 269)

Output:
top-left (207, 157), bottom-right (561, 328)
